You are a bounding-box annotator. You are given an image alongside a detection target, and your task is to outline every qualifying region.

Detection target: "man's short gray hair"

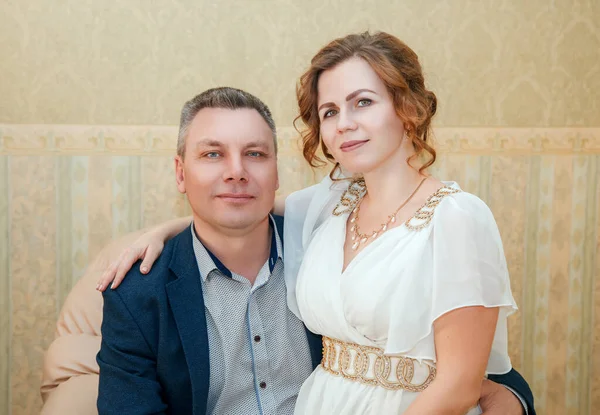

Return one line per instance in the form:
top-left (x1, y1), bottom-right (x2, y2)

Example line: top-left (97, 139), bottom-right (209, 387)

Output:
top-left (177, 87), bottom-right (277, 158)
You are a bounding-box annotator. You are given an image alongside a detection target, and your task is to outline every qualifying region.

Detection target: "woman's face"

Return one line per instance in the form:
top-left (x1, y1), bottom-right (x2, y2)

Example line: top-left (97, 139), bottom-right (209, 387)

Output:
top-left (317, 57), bottom-right (407, 175)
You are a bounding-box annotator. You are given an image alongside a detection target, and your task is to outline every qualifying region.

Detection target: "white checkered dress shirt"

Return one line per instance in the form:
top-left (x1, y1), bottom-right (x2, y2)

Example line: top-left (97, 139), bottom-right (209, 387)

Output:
top-left (191, 216), bottom-right (313, 415)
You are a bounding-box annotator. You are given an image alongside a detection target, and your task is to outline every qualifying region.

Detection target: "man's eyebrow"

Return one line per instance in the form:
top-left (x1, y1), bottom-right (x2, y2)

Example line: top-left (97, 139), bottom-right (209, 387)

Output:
top-left (194, 139), bottom-right (223, 147)
top-left (193, 139), bottom-right (272, 151)
top-left (243, 141), bottom-right (270, 150)
top-left (317, 88), bottom-right (377, 112)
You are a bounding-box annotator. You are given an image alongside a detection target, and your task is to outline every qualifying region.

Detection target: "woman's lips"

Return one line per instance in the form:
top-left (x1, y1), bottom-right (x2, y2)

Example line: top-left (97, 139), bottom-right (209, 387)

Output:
top-left (340, 139), bottom-right (369, 152)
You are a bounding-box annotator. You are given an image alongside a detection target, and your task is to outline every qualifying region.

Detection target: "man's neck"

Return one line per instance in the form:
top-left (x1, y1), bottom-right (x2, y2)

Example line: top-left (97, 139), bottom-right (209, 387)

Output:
top-left (193, 216), bottom-right (272, 285)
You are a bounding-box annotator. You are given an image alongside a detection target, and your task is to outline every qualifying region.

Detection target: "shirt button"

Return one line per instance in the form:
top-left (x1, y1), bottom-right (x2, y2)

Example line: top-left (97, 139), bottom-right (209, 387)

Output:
top-left (259, 382), bottom-right (267, 389)
top-left (254, 335), bottom-right (261, 342)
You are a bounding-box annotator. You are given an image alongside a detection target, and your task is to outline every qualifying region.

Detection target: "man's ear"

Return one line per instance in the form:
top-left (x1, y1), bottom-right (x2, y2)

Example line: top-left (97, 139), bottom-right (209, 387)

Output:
top-left (174, 155), bottom-right (186, 194)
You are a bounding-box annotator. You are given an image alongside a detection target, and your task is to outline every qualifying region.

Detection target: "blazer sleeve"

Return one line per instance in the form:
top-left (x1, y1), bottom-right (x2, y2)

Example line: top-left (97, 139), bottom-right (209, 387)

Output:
top-left (488, 368), bottom-right (536, 415)
top-left (96, 287), bottom-right (167, 415)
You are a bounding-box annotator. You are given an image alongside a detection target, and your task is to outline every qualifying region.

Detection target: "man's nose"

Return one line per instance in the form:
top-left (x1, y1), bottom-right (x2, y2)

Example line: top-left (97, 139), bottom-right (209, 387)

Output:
top-left (223, 155), bottom-right (249, 182)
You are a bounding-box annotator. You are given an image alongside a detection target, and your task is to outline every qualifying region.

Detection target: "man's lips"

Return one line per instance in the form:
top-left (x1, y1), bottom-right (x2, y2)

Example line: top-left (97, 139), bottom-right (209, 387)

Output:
top-left (340, 139), bottom-right (369, 152)
top-left (216, 193), bottom-right (255, 202)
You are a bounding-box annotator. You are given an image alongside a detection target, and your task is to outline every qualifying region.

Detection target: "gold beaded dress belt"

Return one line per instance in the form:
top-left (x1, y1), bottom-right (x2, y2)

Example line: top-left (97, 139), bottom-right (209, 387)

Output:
top-left (321, 336), bottom-right (436, 392)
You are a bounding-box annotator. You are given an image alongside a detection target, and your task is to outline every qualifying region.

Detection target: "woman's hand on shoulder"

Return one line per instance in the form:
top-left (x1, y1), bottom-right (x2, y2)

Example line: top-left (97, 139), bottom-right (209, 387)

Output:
top-left (96, 216), bottom-right (192, 291)
top-left (96, 230), bottom-right (165, 291)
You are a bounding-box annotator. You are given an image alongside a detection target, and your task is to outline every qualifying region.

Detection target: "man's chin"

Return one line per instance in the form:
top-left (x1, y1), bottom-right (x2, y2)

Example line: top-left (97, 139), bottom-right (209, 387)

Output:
top-left (214, 212), bottom-right (268, 231)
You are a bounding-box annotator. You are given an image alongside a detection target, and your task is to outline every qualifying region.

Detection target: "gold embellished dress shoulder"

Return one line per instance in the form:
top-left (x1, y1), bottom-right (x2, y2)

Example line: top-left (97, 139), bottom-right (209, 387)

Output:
top-left (293, 181), bottom-right (518, 415)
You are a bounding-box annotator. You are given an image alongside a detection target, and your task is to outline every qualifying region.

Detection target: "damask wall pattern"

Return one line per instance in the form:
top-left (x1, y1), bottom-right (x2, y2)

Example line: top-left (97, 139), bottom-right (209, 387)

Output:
top-left (1, 0), bottom-right (599, 128)
top-left (0, 125), bottom-right (599, 415)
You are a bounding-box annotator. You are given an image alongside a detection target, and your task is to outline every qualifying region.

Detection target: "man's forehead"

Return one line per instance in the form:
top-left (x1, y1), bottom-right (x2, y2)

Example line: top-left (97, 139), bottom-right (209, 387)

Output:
top-left (188, 108), bottom-right (273, 145)
top-left (192, 107), bottom-right (266, 125)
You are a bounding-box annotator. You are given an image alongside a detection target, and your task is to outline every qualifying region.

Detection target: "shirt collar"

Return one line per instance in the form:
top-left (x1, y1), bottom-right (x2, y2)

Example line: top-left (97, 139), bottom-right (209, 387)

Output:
top-left (191, 214), bottom-right (282, 281)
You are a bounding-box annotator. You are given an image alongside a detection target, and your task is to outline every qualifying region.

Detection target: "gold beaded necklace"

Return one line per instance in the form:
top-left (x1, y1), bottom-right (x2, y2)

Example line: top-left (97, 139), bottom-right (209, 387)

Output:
top-left (349, 177), bottom-right (427, 250)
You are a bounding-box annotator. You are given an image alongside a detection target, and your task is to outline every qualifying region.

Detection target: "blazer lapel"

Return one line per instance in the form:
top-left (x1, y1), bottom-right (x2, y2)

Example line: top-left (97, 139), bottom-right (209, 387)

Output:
top-left (166, 229), bottom-right (210, 415)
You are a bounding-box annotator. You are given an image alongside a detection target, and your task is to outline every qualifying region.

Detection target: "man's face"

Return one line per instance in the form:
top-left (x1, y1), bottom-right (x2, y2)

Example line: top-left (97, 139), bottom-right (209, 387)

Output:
top-left (175, 107), bottom-right (279, 232)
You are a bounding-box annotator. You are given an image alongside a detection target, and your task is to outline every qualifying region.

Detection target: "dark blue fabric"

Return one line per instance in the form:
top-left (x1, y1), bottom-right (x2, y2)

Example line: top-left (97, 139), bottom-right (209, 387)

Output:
top-left (489, 369), bottom-right (536, 414)
top-left (97, 226), bottom-right (209, 414)
top-left (96, 214), bottom-right (533, 415)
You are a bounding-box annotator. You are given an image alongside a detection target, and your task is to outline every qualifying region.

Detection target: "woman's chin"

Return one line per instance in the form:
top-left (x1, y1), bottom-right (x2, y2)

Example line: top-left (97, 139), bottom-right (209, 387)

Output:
top-left (337, 160), bottom-right (377, 177)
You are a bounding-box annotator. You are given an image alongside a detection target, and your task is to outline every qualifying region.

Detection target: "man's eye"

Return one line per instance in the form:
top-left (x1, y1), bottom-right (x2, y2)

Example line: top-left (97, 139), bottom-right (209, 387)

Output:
top-left (205, 152), bottom-right (221, 158)
top-left (357, 99), bottom-right (372, 107)
top-left (247, 151), bottom-right (264, 157)
top-left (323, 109), bottom-right (338, 118)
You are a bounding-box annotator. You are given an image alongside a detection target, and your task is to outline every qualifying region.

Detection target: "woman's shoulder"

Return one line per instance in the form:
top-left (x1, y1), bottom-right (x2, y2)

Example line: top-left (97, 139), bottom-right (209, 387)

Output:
top-left (441, 183), bottom-right (493, 215)
top-left (405, 182), bottom-right (496, 231)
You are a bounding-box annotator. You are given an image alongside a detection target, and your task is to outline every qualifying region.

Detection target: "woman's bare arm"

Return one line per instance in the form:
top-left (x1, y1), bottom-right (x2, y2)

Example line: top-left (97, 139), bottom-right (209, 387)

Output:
top-left (403, 306), bottom-right (499, 415)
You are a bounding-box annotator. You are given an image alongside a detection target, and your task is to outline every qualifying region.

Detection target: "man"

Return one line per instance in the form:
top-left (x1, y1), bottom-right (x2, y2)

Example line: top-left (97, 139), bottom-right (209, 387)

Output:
top-left (97, 87), bottom-right (535, 414)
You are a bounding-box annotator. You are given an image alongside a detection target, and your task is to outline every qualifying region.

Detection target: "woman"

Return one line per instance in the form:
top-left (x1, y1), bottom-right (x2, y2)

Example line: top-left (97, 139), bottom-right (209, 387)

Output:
top-left (98, 32), bottom-right (517, 414)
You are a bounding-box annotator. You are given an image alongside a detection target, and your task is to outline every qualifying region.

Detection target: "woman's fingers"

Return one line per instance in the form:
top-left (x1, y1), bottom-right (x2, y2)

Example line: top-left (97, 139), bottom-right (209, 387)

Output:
top-left (139, 243), bottom-right (163, 274)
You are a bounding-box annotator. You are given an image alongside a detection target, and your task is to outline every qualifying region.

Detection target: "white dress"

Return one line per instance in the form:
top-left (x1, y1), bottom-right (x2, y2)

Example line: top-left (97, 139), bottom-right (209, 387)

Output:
top-left (283, 177), bottom-right (517, 415)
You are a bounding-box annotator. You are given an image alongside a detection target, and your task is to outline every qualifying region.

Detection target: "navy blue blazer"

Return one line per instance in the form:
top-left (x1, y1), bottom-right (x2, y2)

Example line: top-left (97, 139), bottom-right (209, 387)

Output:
top-left (97, 215), bottom-right (534, 415)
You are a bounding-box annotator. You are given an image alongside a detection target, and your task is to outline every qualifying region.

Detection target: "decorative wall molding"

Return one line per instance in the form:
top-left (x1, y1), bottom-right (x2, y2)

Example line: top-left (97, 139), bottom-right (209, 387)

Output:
top-left (1, 125), bottom-right (599, 155)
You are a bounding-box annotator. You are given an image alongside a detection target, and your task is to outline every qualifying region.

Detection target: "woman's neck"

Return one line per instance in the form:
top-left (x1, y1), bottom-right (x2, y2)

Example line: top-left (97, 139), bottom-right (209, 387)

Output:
top-left (361, 147), bottom-right (427, 214)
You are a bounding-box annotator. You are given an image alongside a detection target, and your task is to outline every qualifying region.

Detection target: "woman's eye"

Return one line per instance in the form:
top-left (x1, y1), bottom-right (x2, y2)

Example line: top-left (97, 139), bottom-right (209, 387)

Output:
top-left (357, 99), bottom-right (372, 107)
top-left (323, 109), bottom-right (338, 118)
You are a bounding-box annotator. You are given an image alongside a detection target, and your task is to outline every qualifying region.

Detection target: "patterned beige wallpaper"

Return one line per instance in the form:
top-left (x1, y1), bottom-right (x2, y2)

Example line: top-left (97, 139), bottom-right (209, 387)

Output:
top-left (1, 126), bottom-right (600, 415)
top-left (0, 0), bottom-right (599, 127)
top-left (1, 0), bottom-right (600, 414)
